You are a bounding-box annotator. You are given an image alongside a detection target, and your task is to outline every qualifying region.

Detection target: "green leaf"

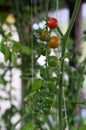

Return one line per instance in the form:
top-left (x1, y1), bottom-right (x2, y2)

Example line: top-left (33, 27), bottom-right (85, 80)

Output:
top-left (32, 79), bottom-right (42, 92)
top-left (0, 12), bottom-right (7, 23)
top-left (12, 41), bottom-right (22, 52)
top-left (70, 126), bottom-right (77, 130)
top-left (21, 122), bottom-right (36, 130)
top-left (0, 38), bottom-right (5, 53)
top-left (5, 32), bottom-right (12, 39)
top-left (21, 45), bottom-right (31, 56)
top-left (11, 52), bottom-right (17, 67)
top-left (66, 37), bottom-right (74, 48)
top-left (12, 41), bottom-right (31, 55)
top-left (0, 39), bottom-right (11, 62)
top-left (0, 76), bottom-right (7, 85)
top-left (4, 44), bottom-right (11, 62)
top-left (64, 52), bottom-right (73, 58)
top-left (0, 63), bottom-right (5, 68)
top-left (61, 52), bottom-right (73, 61)
top-left (79, 125), bottom-right (86, 130)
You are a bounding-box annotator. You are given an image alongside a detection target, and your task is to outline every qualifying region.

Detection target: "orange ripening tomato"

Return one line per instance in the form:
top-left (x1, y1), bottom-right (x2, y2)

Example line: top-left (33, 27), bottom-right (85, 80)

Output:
top-left (47, 18), bottom-right (58, 29)
top-left (48, 36), bottom-right (60, 49)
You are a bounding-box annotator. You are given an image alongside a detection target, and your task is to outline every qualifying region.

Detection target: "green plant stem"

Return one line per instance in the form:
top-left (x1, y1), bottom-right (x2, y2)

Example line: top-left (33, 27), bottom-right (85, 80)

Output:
top-left (57, 26), bottom-right (63, 36)
top-left (45, 0), bottom-right (49, 78)
top-left (46, 0), bottom-right (49, 20)
top-left (58, 0), bottom-right (81, 130)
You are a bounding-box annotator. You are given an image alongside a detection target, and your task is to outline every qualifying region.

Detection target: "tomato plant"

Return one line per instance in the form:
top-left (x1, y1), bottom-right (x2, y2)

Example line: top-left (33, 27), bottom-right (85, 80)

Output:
top-left (47, 17), bottom-right (58, 29)
top-left (0, 0), bottom-right (83, 130)
top-left (48, 36), bottom-right (60, 48)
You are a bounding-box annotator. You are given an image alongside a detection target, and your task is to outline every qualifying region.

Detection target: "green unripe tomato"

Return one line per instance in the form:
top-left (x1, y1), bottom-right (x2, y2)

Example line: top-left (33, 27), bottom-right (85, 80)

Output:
top-left (40, 67), bottom-right (47, 79)
top-left (43, 109), bottom-right (51, 115)
top-left (46, 80), bottom-right (55, 90)
top-left (43, 79), bottom-right (56, 90)
top-left (39, 44), bottom-right (51, 56)
top-left (41, 45), bottom-right (51, 56)
top-left (45, 96), bottom-right (55, 104)
top-left (48, 56), bottom-right (58, 67)
top-left (39, 30), bottom-right (47, 41)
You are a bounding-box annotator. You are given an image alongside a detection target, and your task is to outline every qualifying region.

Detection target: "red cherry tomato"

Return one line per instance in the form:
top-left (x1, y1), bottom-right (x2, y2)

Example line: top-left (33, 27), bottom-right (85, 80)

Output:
top-left (47, 18), bottom-right (58, 29)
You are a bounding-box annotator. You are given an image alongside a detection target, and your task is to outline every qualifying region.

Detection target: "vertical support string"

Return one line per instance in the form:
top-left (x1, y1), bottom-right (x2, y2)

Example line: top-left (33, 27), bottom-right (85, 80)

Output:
top-left (63, 87), bottom-right (69, 130)
top-left (45, 0), bottom-right (49, 79)
top-left (31, 0), bottom-right (34, 85)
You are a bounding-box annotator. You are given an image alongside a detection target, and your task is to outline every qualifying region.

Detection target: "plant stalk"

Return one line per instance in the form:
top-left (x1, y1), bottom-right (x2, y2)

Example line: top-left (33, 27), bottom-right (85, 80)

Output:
top-left (58, 0), bottom-right (81, 130)
top-left (45, 0), bottom-right (49, 78)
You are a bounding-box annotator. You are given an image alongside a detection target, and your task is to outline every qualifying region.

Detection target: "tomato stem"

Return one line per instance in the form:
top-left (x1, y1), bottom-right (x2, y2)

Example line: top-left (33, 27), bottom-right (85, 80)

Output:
top-left (57, 26), bottom-right (63, 36)
top-left (46, 0), bottom-right (49, 20)
top-left (58, 0), bottom-right (81, 130)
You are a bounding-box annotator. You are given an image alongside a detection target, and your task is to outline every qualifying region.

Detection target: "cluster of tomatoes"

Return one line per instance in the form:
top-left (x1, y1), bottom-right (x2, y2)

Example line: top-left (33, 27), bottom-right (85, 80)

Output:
top-left (39, 17), bottom-right (60, 68)
top-left (39, 18), bottom-right (59, 113)
top-left (39, 17), bottom-right (60, 49)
